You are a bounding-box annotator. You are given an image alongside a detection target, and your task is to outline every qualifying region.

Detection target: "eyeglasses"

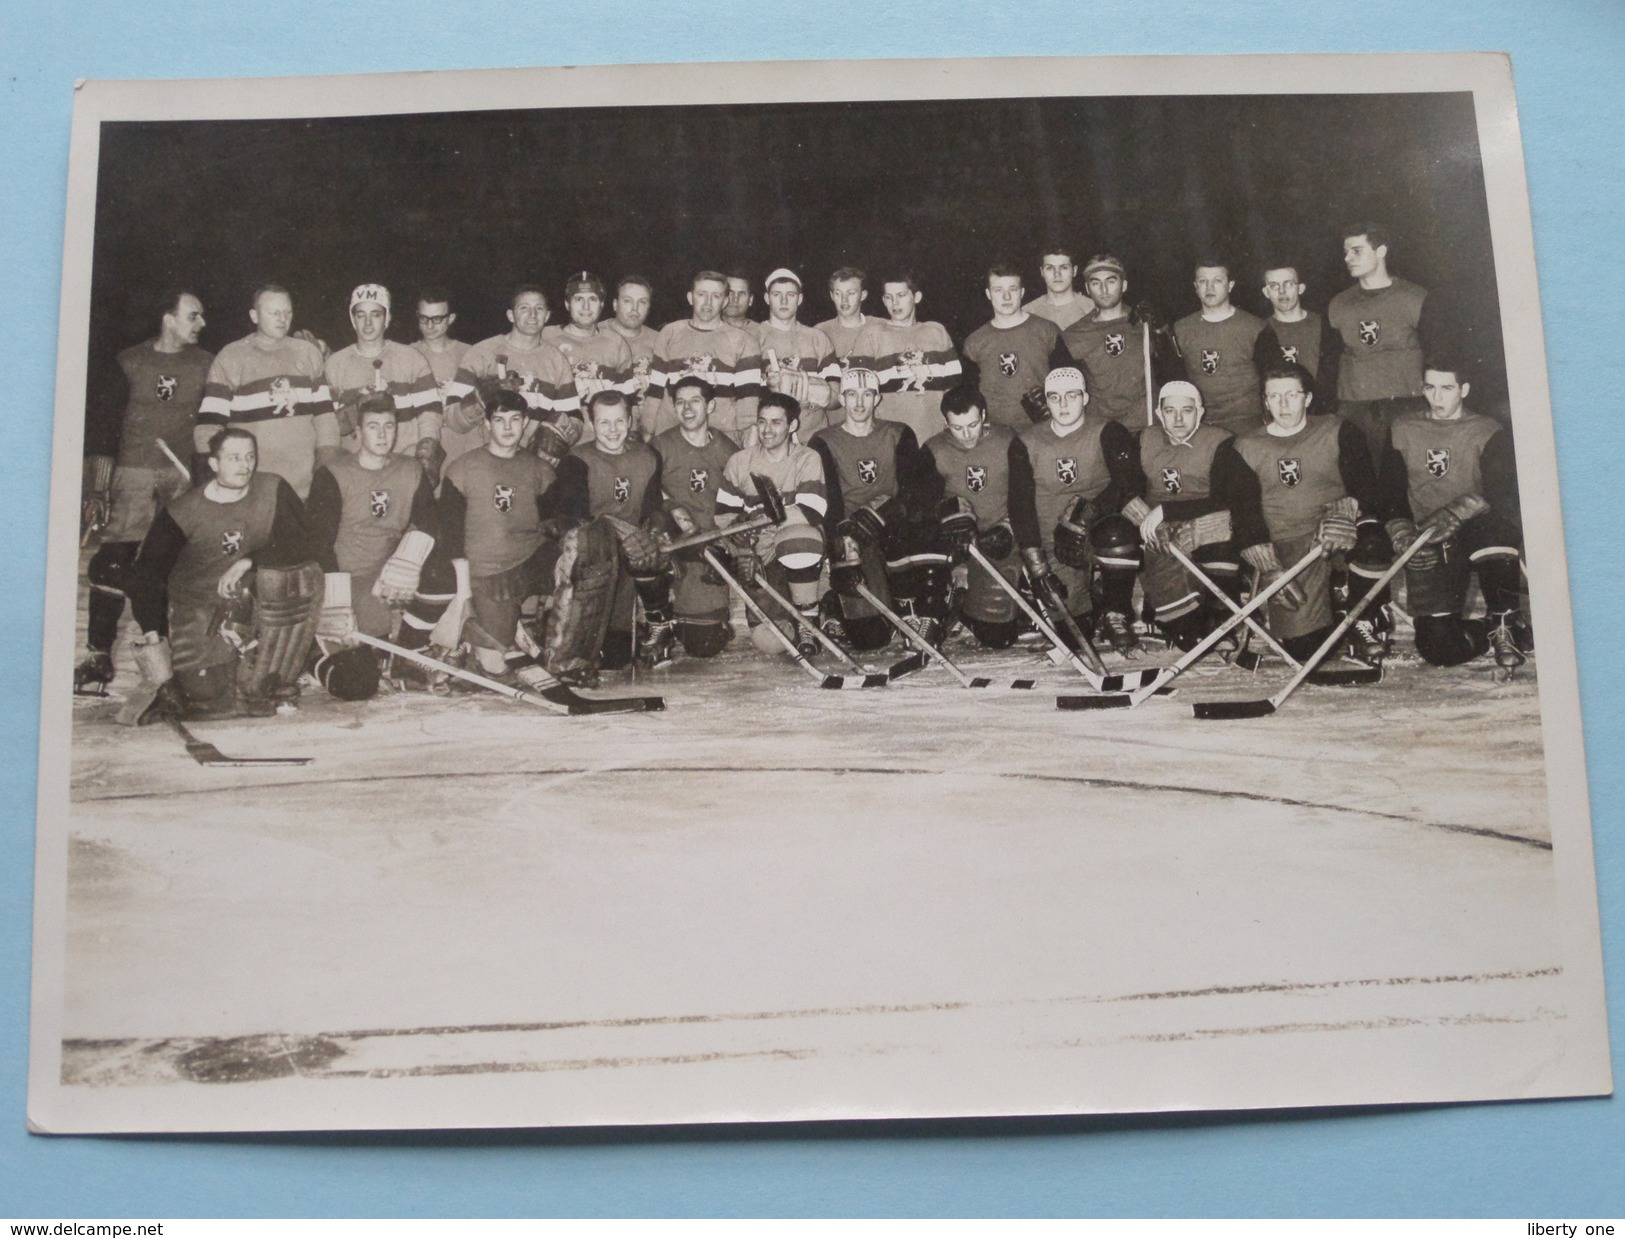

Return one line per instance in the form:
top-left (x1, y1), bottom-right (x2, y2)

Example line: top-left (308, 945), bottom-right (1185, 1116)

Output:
top-left (417, 313), bottom-right (451, 325)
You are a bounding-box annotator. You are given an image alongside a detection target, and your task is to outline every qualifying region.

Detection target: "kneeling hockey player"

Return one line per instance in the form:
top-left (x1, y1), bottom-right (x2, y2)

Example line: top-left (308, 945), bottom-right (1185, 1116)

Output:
top-left (714, 392), bottom-right (828, 656)
top-left (1121, 381), bottom-right (1272, 650)
top-left (1232, 362), bottom-right (1392, 662)
top-left (1376, 361), bottom-right (1527, 672)
top-left (123, 426), bottom-right (324, 722)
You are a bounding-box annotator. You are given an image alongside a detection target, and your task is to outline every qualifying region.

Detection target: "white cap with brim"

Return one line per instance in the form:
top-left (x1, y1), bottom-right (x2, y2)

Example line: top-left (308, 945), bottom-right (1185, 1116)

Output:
top-left (764, 267), bottom-right (802, 290)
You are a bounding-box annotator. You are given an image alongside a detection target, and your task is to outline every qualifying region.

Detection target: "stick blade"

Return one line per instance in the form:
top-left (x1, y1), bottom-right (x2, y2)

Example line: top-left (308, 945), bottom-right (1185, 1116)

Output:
top-left (1192, 698), bottom-right (1277, 720)
top-left (1056, 693), bottom-right (1133, 710)
top-left (819, 673), bottom-right (890, 690)
top-left (885, 651), bottom-right (928, 681)
top-left (540, 685), bottom-right (665, 715)
top-left (1306, 665), bottom-right (1383, 687)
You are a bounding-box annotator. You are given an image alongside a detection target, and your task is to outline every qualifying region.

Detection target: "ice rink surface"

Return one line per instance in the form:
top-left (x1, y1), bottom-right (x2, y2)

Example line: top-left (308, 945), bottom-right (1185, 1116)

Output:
top-left (51, 586), bottom-right (1571, 1131)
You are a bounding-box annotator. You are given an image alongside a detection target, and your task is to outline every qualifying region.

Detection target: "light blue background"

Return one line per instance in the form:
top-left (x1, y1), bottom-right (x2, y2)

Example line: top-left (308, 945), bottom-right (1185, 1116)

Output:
top-left (2, 0), bottom-right (1619, 1218)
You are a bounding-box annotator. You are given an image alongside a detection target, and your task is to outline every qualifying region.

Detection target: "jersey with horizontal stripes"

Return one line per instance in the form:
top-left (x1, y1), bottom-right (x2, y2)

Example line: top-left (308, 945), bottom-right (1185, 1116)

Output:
top-left (444, 334), bottom-right (580, 420)
top-left (753, 320), bottom-right (842, 437)
top-left (653, 426), bottom-right (738, 533)
top-left (645, 320), bottom-right (763, 439)
top-left (325, 341), bottom-right (442, 451)
top-left (848, 319), bottom-right (962, 447)
top-left (198, 333), bottom-right (336, 499)
top-left (815, 315), bottom-right (874, 365)
top-left (716, 442), bottom-right (827, 528)
top-left (115, 341), bottom-right (212, 472)
top-left (412, 338), bottom-right (482, 463)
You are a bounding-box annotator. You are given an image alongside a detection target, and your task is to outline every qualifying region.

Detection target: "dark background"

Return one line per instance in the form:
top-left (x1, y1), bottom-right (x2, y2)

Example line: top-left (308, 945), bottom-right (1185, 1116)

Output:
top-left (85, 90), bottom-right (1501, 451)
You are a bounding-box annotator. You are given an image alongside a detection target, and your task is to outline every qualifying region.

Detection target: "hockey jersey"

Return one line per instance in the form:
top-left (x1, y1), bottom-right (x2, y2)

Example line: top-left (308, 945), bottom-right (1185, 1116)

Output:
top-left (653, 426), bottom-right (738, 533)
top-left (198, 334), bottom-right (336, 499)
top-left (445, 335), bottom-right (580, 420)
top-left (1018, 417), bottom-right (1135, 540)
top-left (1061, 315), bottom-right (1151, 427)
top-left (752, 320), bottom-right (843, 438)
top-left (1023, 294), bottom-right (1093, 332)
top-left (412, 338), bottom-right (482, 463)
top-left (1233, 415), bottom-right (1356, 541)
top-left (113, 341), bottom-right (213, 472)
top-left (849, 319), bottom-right (963, 447)
top-left (325, 341), bottom-right (443, 451)
top-left (307, 453), bottom-right (434, 577)
top-left (716, 442), bottom-right (827, 529)
top-left (963, 316), bottom-right (1063, 430)
top-left (1172, 309), bottom-right (1266, 434)
top-left (439, 448), bottom-right (558, 577)
top-left (644, 320), bottom-right (763, 440)
top-left (1328, 279), bottom-right (1428, 402)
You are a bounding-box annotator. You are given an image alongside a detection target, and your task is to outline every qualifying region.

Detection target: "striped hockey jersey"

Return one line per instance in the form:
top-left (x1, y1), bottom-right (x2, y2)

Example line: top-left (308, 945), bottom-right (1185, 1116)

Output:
top-left (197, 333), bottom-right (336, 499)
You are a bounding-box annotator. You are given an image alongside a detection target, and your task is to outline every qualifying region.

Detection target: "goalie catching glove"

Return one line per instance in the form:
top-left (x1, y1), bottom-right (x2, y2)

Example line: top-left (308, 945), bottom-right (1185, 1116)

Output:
top-left (1240, 542), bottom-right (1305, 611)
top-left (373, 529), bottom-right (435, 604)
top-left (608, 515), bottom-right (671, 575)
top-left (533, 411), bottom-right (584, 469)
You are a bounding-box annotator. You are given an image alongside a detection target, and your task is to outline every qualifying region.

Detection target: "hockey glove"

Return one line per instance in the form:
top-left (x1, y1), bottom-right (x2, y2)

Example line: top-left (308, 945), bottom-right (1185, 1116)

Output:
top-left (1420, 492), bottom-right (1490, 543)
top-left (81, 455), bottom-right (114, 537)
top-left (1022, 547), bottom-right (1067, 604)
top-left (318, 572), bottom-right (358, 643)
top-left (374, 529), bottom-right (435, 604)
top-left (837, 505), bottom-right (887, 548)
top-left (976, 520), bottom-right (1016, 561)
top-left (1019, 385), bottom-right (1048, 424)
top-left (533, 412), bottom-right (583, 470)
top-left (936, 498), bottom-right (977, 555)
top-left (1316, 497), bottom-right (1360, 554)
top-left (1385, 517), bottom-right (1439, 572)
top-left (1053, 496), bottom-right (1097, 569)
top-left (415, 436), bottom-right (447, 488)
top-left (1241, 542), bottom-right (1305, 611)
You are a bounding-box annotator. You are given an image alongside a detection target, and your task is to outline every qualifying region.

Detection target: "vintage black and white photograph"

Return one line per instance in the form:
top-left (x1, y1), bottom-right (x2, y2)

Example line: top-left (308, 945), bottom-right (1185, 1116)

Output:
top-left (29, 54), bottom-right (1610, 1134)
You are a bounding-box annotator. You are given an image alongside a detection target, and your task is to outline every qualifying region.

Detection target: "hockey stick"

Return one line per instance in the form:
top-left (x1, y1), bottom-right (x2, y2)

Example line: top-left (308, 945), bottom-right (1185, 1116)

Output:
top-left (744, 570), bottom-right (868, 672)
top-left (1058, 542), bottom-right (1326, 711)
top-left (665, 475), bottom-right (789, 556)
top-left (965, 543), bottom-right (1163, 694)
top-left (1190, 533), bottom-right (1435, 719)
top-left (1164, 542), bottom-right (1299, 669)
top-left (348, 632), bottom-right (663, 715)
top-left (850, 582), bottom-right (1040, 691)
top-left (1143, 320), bottom-right (1156, 428)
top-left (156, 437), bottom-right (193, 482)
top-left (702, 550), bottom-right (888, 689)
top-left (166, 715), bottom-right (313, 767)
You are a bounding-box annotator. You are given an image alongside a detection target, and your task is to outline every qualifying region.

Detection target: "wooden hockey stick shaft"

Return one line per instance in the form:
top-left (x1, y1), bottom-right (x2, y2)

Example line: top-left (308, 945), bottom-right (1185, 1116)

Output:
top-left (156, 437), bottom-right (193, 482)
top-left (964, 542), bottom-right (1114, 688)
top-left (852, 582), bottom-right (986, 689)
top-left (1165, 542), bottom-right (1301, 668)
top-left (745, 570), bottom-right (866, 670)
top-left (347, 631), bottom-right (569, 713)
top-left (701, 549), bottom-right (829, 685)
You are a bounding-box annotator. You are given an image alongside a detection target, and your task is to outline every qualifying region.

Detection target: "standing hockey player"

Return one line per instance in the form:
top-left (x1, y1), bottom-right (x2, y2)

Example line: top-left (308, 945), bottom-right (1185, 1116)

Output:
top-left (920, 383), bottom-right (1044, 649)
top-left (653, 376), bottom-right (740, 658)
top-left (1171, 260), bottom-right (1267, 436)
top-left (1328, 223), bottom-right (1431, 469)
top-left (962, 263), bottom-right (1068, 431)
top-left (1122, 381), bottom-right (1271, 650)
top-left (542, 271), bottom-right (638, 447)
top-left (324, 283), bottom-right (443, 476)
top-left (1016, 366), bottom-right (1142, 653)
top-left (1376, 362), bottom-right (1527, 672)
top-left (714, 392), bottom-right (828, 656)
top-left (1232, 363), bottom-right (1392, 663)
top-left (305, 394), bottom-right (441, 699)
top-left (721, 271), bottom-right (755, 332)
top-left (1060, 254), bottom-right (1176, 428)
top-left (196, 284), bottom-right (337, 499)
top-left (1252, 264), bottom-right (1342, 413)
top-left (444, 286), bottom-right (582, 454)
top-left (849, 271), bottom-right (963, 447)
top-left (123, 427), bottom-right (324, 722)
top-left (809, 367), bottom-right (939, 651)
top-left (752, 268), bottom-right (841, 438)
top-left (76, 289), bottom-right (212, 696)
top-left (815, 267), bottom-right (873, 364)
top-left (644, 270), bottom-right (763, 441)
top-left (607, 275), bottom-right (661, 422)
top-left (548, 390), bottom-right (673, 670)
top-left (1023, 245), bottom-right (1093, 331)
top-left (411, 289), bottom-right (479, 466)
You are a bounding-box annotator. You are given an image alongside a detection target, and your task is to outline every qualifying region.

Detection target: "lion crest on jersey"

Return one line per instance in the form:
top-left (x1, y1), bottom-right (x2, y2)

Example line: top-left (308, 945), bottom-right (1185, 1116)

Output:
top-left (1426, 447), bottom-right (1450, 479)
top-left (573, 360), bottom-right (602, 382)
top-left (1162, 467), bottom-right (1182, 495)
top-left (370, 489), bottom-right (390, 518)
top-left (899, 350), bottom-right (929, 392)
top-left (269, 376), bottom-right (297, 416)
top-left (1105, 333), bottom-right (1125, 358)
top-left (221, 530), bottom-right (243, 556)
top-left (857, 458), bottom-right (878, 485)
top-left (966, 465), bottom-right (987, 492)
top-left (494, 484), bottom-right (514, 513)
top-left (1359, 320), bottom-right (1381, 347)
top-left (1281, 345), bottom-right (1300, 365)
top-left (998, 353), bottom-right (1018, 377)
top-left (688, 467), bottom-right (709, 493)
top-left (682, 354), bottom-right (718, 378)
top-left (1278, 458), bottom-right (1302, 487)
top-left (156, 374), bottom-right (178, 402)
top-left (1201, 349), bottom-right (1220, 376)
top-left (631, 356), bottom-right (651, 378)
top-left (1056, 457), bottom-right (1078, 485)
top-left (613, 476), bottom-right (631, 503)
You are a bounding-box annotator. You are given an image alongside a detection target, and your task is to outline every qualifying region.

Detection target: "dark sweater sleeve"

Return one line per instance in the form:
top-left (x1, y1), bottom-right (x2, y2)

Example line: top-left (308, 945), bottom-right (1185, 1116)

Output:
top-left (409, 470), bottom-right (439, 538)
top-left (900, 434), bottom-right (946, 517)
top-left (1213, 440), bottom-right (1269, 550)
top-left (809, 435), bottom-right (846, 528)
top-left (1335, 419), bottom-right (1383, 520)
top-left (1096, 420), bottom-right (1139, 514)
top-left (437, 475), bottom-right (469, 560)
top-left (1316, 316), bottom-right (1343, 413)
top-left (128, 507), bottom-right (187, 634)
top-left (304, 468), bottom-right (344, 573)
top-left (1122, 431), bottom-right (1147, 503)
top-left (538, 454), bottom-right (591, 523)
top-left (85, 348), bottom-right (132, 460)
top-left (1375, 435), bottom-right (1413, 523)
top-left (1481, 425), bottom-right (1521, 531)
top-left (1007, 438), bottom-right (1042, 549)
top-left (1252, 323), bottom-right (1280, 376)
top-left (259, 480), bottom-right (322, 567)
top-left (638, 457), bottom-right (663, 524)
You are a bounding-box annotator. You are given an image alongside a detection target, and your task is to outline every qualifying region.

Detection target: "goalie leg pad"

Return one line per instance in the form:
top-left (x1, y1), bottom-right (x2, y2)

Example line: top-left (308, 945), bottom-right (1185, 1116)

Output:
top-left (543, 517), bottom-right (619, 678)
top-left (1403, 554), bottom-right (1471, 619)
top-left (169, 598), bottom-right (237, 674)
top-left (242, 562), bottom-right (325, 700)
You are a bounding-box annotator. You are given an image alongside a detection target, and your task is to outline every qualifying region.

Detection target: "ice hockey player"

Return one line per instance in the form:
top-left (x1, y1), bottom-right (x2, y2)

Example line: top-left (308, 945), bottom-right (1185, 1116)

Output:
top-left (1376, 361), bottom-right (1527, 672)
top-left (652, 375), bottom-right (740, 659)
top-left (76, 288), bottom-right (212, 697)
top-left (122, 426), bottom-right (324, 722)
top-left (542, 270), bottom-right (638, 447)
top-left (410, 288), bottom-right (479, 466)
top-left (809, 367), bottom-right (939, 651)
top-left (1328, 223), bottom-right (1432, 469)
top-left (444, 286), bottom-right (582, 443)
top-left (1232, 362), bottom-right (1393, 663)
top-left (1015, 366), bottom-right (1142, 654)
top-left (435, 387), bottom-right (620, 688)
top-left (751, 268), bottom-right (842, 438)
top-left (961, 263), bottom-right (1068, 431)
top-left (721, 270), bottom-right (755, 332)
top-left (1121, 381), bottom-right (1271, 651)
top-left (548, 389), bottom-right (674, 671)
top-left (920, 383), bottom-right (1046, 650)
top-left (714, 392), bottom-right (829, 657)
top-left (324, 283), bottom-right (444, 478)
top-left (644, 270), bottom-right (763, 441)
top-left (1059, 254), bottom-right (1177, 428)
top-left (606, 275), bottom-right (660, 387)
top-left (305, 393), bottom-right (441, 700)
top-left (1171, 260), bottom-right (1267, 436)
top-left (848, 271), bottom-right (963, 447)
top-left (196, 284), bottom-right (337, 500)
top-left (1252, 264), bottom-right (1342, 414)
top-left (1023, 245), bottom-right (1094, 332)
top-left (814, 267), bottom-right (874, 363)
